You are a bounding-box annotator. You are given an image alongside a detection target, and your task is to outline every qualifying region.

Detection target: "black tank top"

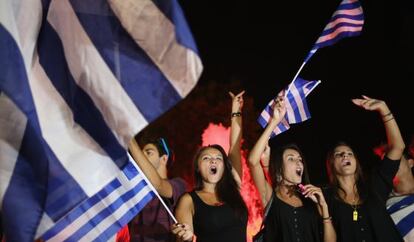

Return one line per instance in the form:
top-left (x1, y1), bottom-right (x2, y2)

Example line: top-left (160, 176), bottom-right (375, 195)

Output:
top-left (189, 191), bottom-right (247, 242)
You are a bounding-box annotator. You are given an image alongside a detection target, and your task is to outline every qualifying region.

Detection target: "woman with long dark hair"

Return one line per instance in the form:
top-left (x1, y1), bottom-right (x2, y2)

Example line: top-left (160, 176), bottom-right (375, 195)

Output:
top-left (324, 96), bottom-right (405, 242)
top-left (171, 91), bottom-right (248, 242)
top-left (248, 95), bottom-right (336, 242)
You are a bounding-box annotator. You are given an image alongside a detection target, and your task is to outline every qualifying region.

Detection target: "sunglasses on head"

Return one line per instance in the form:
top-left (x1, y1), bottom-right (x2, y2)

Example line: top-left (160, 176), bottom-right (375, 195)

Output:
top-left (157, 138), bottom-right (170, 158)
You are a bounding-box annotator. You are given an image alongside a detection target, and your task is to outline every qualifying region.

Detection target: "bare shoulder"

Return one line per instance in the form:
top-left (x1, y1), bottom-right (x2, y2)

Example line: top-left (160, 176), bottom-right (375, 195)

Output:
top-left (178, 193), bottom-right (193, 207)
top-left (177, 193), bottom-right (194, 214)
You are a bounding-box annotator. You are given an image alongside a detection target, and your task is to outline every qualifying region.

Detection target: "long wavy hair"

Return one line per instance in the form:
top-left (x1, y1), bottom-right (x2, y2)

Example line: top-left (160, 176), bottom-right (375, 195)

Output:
top-left (193, 144), bottom-right (247, 220)
top-left (268, 143), bottom-right (310, 189)
top-left (325, 142), bottom-right (366, 200)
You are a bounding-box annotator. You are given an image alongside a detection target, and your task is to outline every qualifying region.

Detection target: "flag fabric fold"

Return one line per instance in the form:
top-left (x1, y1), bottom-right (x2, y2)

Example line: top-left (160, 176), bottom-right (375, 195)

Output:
top-left (304, 0), bottom-right (364, 63)
top-left (0, 0), bottom-right (202, 241)
top-left (258, 78), bottom-right (320, 137)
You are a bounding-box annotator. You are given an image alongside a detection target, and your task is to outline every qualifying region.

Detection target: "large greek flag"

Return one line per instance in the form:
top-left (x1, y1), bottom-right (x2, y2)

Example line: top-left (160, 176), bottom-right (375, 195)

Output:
top-left (0, 0), bottom-right (202, 241)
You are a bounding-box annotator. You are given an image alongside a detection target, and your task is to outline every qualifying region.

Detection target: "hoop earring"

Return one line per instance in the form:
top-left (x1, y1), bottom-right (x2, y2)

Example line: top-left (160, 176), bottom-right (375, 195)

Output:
top-left (276, 175), bottom-right (282, 183)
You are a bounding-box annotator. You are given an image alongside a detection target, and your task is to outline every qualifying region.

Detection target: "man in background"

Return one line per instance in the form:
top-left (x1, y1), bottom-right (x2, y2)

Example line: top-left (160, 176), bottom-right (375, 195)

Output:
top-left (128, 135), bottom-right (186, 242)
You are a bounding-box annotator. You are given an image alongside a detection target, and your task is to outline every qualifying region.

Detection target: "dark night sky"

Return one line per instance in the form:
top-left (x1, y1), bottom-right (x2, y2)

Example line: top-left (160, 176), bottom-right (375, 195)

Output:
top-left (171, 0), bottom-right (413, 183)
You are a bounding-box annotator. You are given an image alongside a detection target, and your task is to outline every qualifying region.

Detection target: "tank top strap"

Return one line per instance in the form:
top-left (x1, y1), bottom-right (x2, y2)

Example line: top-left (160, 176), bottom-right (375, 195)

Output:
top-left (189, 190), bottom-right (203, 207)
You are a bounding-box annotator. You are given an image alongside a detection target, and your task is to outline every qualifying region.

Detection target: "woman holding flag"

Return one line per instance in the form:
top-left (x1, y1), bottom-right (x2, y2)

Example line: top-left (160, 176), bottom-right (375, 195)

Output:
top-left (171, 91), bottom-right (248, 242)
top-left (248, 95), bottom-right (336, 242)
top-left (324, 96), bottom-right (405, 242)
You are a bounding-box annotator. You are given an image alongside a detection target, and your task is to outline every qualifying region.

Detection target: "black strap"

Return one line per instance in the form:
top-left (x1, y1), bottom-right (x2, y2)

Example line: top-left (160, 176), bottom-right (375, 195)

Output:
top-left (259, 192), bottom-right (274, 229)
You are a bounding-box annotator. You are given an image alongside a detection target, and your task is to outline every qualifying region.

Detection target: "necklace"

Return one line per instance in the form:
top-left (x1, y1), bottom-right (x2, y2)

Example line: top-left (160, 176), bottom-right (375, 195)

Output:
top-left (351, 197), bottom-right (359, 221)
top-left (341, 187), bottom-right (360, 222)
top-left (351, 203), bottom-right (358, 221)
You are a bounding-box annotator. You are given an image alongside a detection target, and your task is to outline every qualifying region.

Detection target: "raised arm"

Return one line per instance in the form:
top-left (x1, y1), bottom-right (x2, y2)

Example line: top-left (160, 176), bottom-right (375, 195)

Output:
top-left (248, 95), bottom-right (287, 207)
top-left (260, 143), bottom-right (272, 183)
top-left (352, 95), bottom-right (405, 160)
top-left (228, 91), bottom-right (245, 181)
top-left (128, 138), bottom-right (174, 198)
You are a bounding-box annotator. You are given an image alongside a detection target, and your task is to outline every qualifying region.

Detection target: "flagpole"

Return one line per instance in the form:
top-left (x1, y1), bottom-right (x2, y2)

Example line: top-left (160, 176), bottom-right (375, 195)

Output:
top-left (284, 0), bottom-right (347, 97)
top-left (128, 153), bottom-right (178, 224)
top-left (305, 80), bottom-right (321, 97)
top-left (285, 49), bottom-right (318, 97)
top-left (285, 61), bottom-right (306, 97)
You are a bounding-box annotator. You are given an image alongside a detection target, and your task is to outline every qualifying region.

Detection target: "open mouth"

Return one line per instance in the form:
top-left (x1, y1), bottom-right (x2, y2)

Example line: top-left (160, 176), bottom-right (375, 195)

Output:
top-left (209, 166), bottom-right (217, 175)
top-left (342, 160), bottom-right (351, 166)
top-left (295, 168), bottom-right (302, 176)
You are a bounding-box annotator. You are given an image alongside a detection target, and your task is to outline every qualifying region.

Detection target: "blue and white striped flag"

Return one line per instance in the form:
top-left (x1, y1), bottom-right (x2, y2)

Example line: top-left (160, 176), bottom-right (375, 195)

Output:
top-left (304, 0), bottom-right (364, 62)
top-left (287, 0), bottom-right (363, 100)
top-left (258, 78), bottom-right (320, 137)
top-left (387, 195), bottom-right (414, 242)
top-left (0, 0), bottom-right (202, 241)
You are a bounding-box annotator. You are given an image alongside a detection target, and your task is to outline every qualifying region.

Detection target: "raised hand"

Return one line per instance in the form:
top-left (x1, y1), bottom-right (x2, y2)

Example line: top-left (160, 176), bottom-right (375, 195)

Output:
top-left (351, 95), bottom-right (390, 115)
top-left (353, 95), bottom-right (405, 162)
top-left (229, 90), bottom-right (245, 113)
top-left (301, 184), bottom-right (328, 213)
top-left (271, 94), bottom-right (287, 124)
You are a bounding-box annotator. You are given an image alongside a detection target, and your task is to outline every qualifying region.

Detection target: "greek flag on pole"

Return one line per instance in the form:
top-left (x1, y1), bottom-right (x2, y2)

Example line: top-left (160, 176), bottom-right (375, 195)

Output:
top-left (304, 0), bottom-right (364, 63)
top-left (258, 78), bottom-right (320, 137)
top-left (0, 0), bottom-right (202, 241)
top-left (286, 0), bottom-right (363, 102)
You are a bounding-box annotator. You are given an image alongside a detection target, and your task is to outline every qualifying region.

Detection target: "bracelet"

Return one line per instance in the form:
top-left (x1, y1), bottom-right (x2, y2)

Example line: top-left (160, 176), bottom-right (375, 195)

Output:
top-left (231, 112), bottom-right (242, 118)
top-left (322, 216), bottom-right (332, 220)
top-left (383, 117), bottom-right (394, 123)
top-left (382, 112), bottom-right (392, 117)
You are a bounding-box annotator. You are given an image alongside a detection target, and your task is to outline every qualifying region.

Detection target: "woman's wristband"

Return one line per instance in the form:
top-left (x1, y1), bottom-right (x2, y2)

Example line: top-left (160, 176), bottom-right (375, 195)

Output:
top-left (322, 216), bottom-right (332, 223)
top-left (381, 111), bottom-right (392, 118)
top-left (383, 117), bottom-right (394, 123)
top-left (231, 112), bottom-right (242, 118)
top-left (381, 112), bottom-right (394, 123)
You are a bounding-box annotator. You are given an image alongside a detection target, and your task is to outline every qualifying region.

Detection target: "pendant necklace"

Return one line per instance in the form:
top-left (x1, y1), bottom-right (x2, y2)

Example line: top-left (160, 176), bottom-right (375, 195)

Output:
top-left (351, 197), bottom-right (359, 221)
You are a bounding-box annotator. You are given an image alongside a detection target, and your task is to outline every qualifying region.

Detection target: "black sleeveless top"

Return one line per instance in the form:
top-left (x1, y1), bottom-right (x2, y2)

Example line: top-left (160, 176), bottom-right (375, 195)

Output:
top-left (189, 191), bottom-right (247, 242)
top-left (264, 194), bottom-right (322, 242)
top-left (323, 156), bottom-right (403, 242)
